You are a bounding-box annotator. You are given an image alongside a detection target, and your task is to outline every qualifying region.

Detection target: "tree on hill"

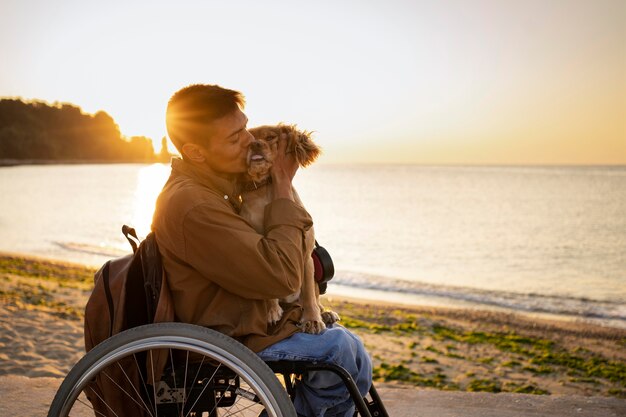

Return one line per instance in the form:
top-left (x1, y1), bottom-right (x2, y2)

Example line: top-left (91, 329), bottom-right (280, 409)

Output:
top-left (0, 98), bottom-right (158, 162)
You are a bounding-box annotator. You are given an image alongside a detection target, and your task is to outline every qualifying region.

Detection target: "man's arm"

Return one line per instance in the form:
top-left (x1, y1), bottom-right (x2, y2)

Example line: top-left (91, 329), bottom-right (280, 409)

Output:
top-left (181, 196), bottom-right (312, 300)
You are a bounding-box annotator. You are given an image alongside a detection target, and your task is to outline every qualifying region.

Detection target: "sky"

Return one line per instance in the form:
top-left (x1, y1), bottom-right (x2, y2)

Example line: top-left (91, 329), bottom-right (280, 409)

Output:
top-left (0, 0), bottom-right (624, 164)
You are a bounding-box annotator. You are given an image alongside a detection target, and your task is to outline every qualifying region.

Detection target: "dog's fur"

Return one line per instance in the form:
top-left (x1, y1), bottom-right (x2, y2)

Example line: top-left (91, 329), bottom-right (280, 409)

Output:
top-left (239, 124), bottom-right (339, 334)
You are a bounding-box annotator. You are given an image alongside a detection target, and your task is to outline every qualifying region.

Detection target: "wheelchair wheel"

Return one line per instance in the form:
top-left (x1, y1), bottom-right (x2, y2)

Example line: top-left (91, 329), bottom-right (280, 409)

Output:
top-left (48, 323), bottom-right (297, 417)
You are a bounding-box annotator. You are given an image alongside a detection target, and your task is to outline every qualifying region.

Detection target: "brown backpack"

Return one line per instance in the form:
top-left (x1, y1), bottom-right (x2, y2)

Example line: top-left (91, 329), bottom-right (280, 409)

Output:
top-left (83, 226), bottom-right (174, 416)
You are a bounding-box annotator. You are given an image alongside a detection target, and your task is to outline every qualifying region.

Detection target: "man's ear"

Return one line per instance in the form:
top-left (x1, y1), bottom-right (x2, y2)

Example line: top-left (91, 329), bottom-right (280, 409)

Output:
top-left (181, 143), bottom-right (206, 163)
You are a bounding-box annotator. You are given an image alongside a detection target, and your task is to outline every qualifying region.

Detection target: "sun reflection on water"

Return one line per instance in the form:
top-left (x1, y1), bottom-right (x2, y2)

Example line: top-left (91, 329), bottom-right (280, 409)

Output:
top-left (131, 163), bottom-right (170, 238)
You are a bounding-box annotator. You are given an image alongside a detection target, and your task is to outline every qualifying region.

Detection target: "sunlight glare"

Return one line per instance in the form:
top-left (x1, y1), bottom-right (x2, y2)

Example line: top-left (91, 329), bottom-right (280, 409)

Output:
top-left (131, 164), bottom-right (170, 238)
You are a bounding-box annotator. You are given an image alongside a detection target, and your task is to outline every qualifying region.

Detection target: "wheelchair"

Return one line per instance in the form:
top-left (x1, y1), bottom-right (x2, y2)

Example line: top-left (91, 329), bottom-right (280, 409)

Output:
top-left (47, 322), bottom-right (389, 417)
top-left (48, 229), bottom-right (388, 416)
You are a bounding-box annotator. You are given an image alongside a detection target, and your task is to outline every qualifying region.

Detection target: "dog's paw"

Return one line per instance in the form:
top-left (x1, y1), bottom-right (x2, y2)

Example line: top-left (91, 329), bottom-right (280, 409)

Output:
top-left (321, 310), bottom-right (340, 325)
top-left (301, 319), bottom-right (326, 334)
top-left (267, 304), bottom-right (284, 325)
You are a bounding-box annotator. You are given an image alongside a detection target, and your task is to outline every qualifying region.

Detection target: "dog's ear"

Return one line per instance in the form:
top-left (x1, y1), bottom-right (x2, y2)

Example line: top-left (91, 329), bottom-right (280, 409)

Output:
top-left (281, 124), bottom-right (320, 167)
top-left (295, 130), bottom-right (321, 167)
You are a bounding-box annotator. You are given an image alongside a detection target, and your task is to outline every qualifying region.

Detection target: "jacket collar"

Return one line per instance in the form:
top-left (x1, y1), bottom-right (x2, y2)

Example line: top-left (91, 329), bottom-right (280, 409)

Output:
top-left (170, 158), bottom-right (241, 209)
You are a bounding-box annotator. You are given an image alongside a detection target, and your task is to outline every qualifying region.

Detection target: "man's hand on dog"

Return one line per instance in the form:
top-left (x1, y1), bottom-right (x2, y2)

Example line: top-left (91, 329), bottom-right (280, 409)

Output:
top-left (270, 133), bottom-right (298, 200)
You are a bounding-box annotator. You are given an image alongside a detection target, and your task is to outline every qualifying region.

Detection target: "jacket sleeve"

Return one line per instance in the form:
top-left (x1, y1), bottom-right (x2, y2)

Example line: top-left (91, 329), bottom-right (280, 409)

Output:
top-left (181, 197), bottom-right (313, 299)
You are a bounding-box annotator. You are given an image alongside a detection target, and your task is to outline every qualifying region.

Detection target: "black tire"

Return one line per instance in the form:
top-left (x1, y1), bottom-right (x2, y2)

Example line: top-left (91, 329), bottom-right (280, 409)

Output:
top-left (48, 323), bottom-right (297, 417)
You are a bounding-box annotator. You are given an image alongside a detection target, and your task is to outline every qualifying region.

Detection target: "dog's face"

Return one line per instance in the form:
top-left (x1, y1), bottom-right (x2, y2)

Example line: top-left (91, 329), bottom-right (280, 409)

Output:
top-left (246, 124), bottom-right (321, 182)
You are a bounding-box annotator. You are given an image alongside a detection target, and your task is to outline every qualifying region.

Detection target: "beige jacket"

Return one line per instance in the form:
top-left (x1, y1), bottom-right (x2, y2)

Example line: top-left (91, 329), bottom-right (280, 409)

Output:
top-left (151, 158), bottom-right (312, 352)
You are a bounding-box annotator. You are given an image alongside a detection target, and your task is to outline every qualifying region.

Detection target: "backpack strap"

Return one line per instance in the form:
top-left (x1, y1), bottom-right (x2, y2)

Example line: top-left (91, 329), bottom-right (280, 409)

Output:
top-left (139, 232), bottom-right (162, 322)
top-left (102, 261), bottom-right (115, 338)
top-left (122, 225), bottom-right (140, 254)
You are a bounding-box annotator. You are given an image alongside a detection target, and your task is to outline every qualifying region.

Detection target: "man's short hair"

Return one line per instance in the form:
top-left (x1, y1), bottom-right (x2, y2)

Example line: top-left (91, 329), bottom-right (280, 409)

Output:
top-left (166, 84), bottom-right (245, 152)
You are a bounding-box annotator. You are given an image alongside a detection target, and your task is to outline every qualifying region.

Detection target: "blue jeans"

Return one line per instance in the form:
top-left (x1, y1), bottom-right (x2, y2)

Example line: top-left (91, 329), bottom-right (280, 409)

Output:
top-left (257, 325), bottom-right (372, 417)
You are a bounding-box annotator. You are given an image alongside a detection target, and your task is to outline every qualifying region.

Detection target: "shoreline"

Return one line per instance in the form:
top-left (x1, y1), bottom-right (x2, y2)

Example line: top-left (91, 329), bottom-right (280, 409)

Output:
top-left (328, 283), bottom-right (626, 331)
top-left (3, 250), bottom-right (624, 332)
top-left (1, 252), bottom-right (625, 398)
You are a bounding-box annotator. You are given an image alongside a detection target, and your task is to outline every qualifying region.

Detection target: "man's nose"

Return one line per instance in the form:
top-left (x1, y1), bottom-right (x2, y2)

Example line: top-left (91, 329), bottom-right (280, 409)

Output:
top-left (242, 130), bottom-right (254, 147)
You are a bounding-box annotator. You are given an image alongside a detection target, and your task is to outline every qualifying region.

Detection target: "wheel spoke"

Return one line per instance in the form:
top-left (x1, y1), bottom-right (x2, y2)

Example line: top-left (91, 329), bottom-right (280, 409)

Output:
top-left (87, 384), bottom-right (121, 417)
top-left (101, 369), bottom-right (154, 416)
top-left (182, 350), bottom-right (189, 416)
top-left (115, 361), bottom-right (155, 416)
top-left (75, 392), bottom-right (108, 417)
top-left (168, 348), bottom-right (182, 417)
top-left (150, 350), bottom-right (158, 416)
top-left (133, 352), bottom-right (158, 416)
top-left (184, 363), bottom-right (222, 417)
top-left (221, 397), bottom-right (263, 417)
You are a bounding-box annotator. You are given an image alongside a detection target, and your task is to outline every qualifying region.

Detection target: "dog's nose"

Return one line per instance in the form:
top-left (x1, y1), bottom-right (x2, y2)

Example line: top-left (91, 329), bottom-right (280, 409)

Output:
top-left (250, 140), bottom-right (263, 151)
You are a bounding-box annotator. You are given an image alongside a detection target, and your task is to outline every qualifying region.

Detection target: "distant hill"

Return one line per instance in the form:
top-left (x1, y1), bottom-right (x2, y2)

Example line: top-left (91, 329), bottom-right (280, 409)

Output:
top-left (0, 98), bottom-right (169, 163)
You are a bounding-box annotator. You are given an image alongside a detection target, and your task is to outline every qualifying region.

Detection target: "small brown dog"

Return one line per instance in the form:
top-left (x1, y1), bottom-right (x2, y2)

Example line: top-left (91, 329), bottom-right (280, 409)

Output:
top-left (240, 124), bottom-right (339, 334)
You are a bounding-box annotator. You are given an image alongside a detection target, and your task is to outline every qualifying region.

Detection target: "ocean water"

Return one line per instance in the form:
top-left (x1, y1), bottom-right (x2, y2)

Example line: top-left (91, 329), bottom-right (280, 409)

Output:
top-left (1, 163), bottom-right (624, 328)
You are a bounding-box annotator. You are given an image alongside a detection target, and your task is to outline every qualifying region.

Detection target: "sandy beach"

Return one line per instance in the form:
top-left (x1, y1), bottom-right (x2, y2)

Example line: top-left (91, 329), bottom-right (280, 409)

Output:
top-left (1, 252), bottom-right (625, 415)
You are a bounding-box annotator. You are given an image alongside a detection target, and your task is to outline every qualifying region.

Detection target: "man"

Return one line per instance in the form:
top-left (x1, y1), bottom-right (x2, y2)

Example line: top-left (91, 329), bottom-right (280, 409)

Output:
top-left (152, 84), bottom-right (371, 417)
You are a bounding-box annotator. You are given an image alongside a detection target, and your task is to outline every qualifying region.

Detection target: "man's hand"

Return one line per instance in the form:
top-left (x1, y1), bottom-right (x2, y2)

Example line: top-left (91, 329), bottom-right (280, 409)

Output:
top-left (271, 134), bottom-right (298, 200)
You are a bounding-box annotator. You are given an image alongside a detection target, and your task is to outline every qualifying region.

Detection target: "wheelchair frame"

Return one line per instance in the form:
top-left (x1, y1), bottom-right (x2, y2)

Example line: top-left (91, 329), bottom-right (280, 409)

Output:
top-left (268, 361), bottom-right (389, 417)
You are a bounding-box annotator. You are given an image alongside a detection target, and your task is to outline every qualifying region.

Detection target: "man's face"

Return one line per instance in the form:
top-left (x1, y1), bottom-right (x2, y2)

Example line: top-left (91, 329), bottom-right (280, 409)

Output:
top-left (199, 108), bottom-right (254, 179)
